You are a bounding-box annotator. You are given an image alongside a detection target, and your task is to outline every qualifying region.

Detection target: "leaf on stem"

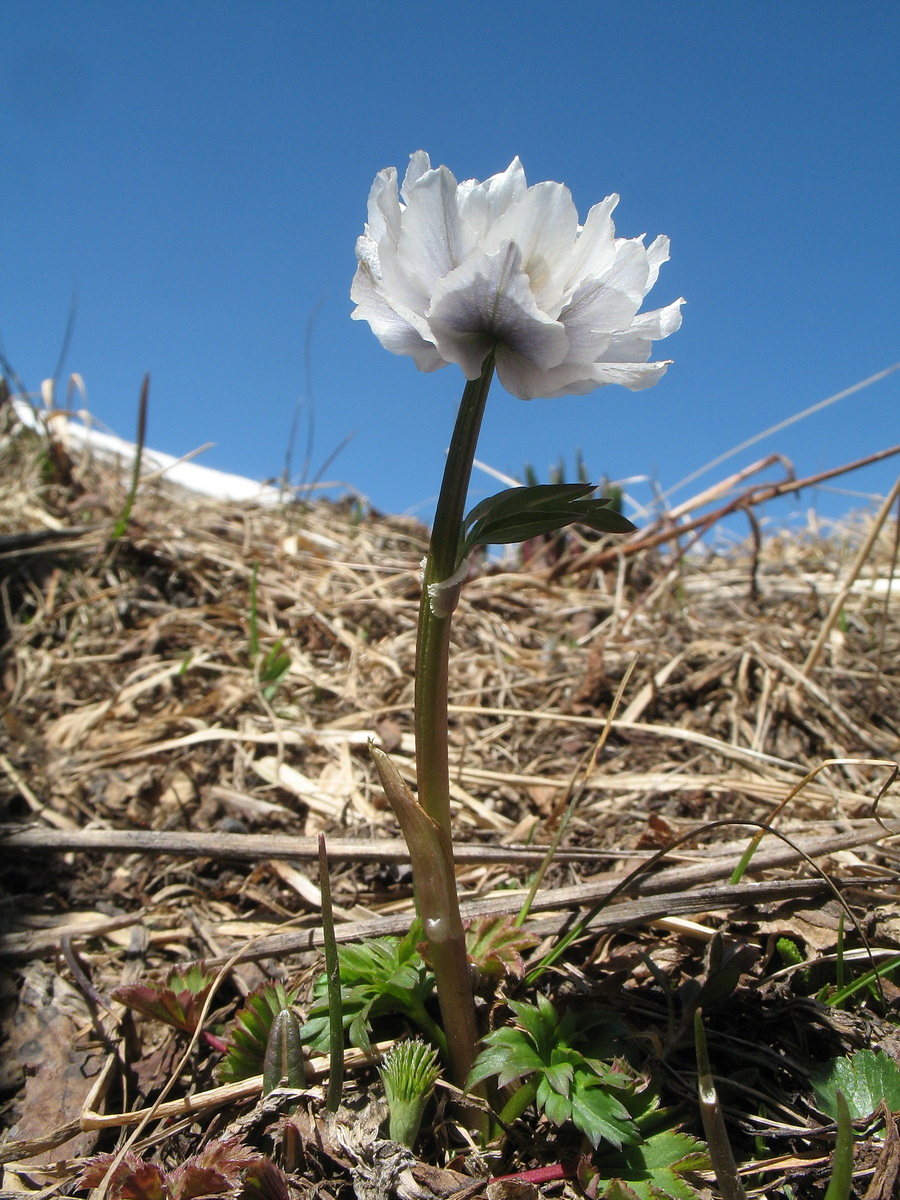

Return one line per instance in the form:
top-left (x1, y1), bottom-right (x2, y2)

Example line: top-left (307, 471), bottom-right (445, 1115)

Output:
top-left (460, 483), bottom-right (635, 562)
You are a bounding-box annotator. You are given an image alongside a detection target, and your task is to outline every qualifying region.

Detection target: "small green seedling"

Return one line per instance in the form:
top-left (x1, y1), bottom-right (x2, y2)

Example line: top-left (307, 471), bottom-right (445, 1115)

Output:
top-left (248, 563), bottom-right (292, 699)
top-left (694, 1009), bottom-right (746, 1200)
top-left (468, 994), bottom-right (639, 1150)
top-left (302, 927), bottom-right (445, 1058)
top-left (380, 1038), bottom-right (442, 1148)
top-left (112, 373), bottom-right (149, 540)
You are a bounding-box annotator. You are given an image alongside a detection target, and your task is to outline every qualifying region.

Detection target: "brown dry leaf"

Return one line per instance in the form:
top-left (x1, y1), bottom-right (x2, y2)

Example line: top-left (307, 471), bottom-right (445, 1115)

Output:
top-left (4, 963), bottom-right (103, 1164)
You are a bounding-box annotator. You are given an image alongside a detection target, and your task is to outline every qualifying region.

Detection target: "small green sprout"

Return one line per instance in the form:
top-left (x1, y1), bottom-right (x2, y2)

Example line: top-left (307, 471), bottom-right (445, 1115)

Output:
top-left (219, 982), bottom-right (300, 1083)
top-left (380, 1038), bottom-right (442, 1148)
top-left (694, 1009), bottom-right (746, 1200)
top-left (248, 563), bottom-right (292, 699)
top-left (262, 1007), bottom-right (305, 1095)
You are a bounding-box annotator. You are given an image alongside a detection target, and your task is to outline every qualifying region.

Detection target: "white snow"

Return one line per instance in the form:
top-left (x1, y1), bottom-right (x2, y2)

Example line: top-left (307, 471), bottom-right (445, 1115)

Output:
top-left (11, 396), bottom-right (283, 504)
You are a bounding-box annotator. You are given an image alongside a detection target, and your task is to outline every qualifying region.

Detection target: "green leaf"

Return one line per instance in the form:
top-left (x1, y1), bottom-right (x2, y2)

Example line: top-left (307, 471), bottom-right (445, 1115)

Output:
top-left (588, 1122), bottom-right (710, 1200)
top-left (464, 483), bottom-right (594, 529)
top-left (460, 483), bottom-right (635, 560)
top-left (570, 1080), bottom-right (638, 1151)
top-left (469, 995), bottom-right (641, 1149)
top-left (301, 929), bottom-right (437, 1054)
top-left (810, 1049), bottom-right (900, 1120)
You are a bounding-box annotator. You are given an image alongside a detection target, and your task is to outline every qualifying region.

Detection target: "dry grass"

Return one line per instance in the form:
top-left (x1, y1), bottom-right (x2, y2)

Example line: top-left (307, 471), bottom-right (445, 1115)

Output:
top-left (1, 395), bottom-right (899, 1198)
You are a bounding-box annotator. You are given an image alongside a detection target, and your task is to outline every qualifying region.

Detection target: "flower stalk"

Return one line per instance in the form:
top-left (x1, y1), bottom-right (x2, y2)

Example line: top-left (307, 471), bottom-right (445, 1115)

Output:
top-left (415, 349), bottom-right (495, 839)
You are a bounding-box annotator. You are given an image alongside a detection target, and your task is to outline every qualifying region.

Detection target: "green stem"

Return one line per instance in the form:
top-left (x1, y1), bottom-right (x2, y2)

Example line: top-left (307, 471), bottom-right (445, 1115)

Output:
top-left (415, 349), bottom-right (495, 839)
top-left (410, 349), bottom-right (495, 1106)
top-left (318, 834), bottom-right (344, 1112)
top-left (499, 1077), bottom-right (538, 1126)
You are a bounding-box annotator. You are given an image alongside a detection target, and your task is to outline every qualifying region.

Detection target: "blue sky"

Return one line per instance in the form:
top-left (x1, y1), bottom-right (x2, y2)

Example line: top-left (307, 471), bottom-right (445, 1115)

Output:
top-left (2, 2), bottom-right (898, 530)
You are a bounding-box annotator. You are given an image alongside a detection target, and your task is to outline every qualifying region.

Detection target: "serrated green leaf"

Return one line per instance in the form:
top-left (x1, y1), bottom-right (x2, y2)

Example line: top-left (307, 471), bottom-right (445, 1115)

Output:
top-left (541, 1087), bottom-right (573, 1127)
top-left (810, 1048), bottom-right (900, 1120)
top-left (597, 1183), bottom-right (643, 1200)
top-left (111, 963), bottom-right (215, 1034)
top-left (545, 1059), bottom-right (576, 1096)
top-left (469, 995), bottom-right (642, 1150)
top-left (464, 914), bottom-right (539, 980)
top-left (589, 1122), bottom-right (710, 1200)
top-left (301, 931), bottom-right (436, 1054)
top-left (571, 1075), bottom-right (639, 1150)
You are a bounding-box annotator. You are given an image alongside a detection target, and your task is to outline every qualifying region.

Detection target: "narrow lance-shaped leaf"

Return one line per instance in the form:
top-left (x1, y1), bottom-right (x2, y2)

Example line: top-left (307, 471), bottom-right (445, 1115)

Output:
top-left (262, 1007), bottom-right (305, 1095)
top-left (460, 484), bottom-right (634, 561)
top-left (464, 483), bottom-right (598, 531)
top-left (369, 743), bottom-right (463, 949)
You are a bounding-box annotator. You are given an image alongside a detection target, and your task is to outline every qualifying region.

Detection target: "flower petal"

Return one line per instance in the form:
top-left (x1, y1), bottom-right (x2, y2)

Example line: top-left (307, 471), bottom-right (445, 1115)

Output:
top-left (599, 298), bottom-right (685, 363)
top-left (567, 194), bottom-right (619, 289)
top-left (401, 150), bottom-right (434, 198)
top-left (485, 181), bottom-right (579, 312)
top-left (398, 162), bottom-right (471, 289)
top-left (427, 243), bottom-right (569, 380)
top-left (351, 262), bottom-right (447, 372)
top-left (496, 344), bottom-right (677, 400)
top-left (364, 166), bottom-right (402, 250)
top-left (457, 158), bottom-right (528, 240)
top-left (558, 279), bottom-right (639, 360)
top-left (645, 235), bottom-right (671, 290)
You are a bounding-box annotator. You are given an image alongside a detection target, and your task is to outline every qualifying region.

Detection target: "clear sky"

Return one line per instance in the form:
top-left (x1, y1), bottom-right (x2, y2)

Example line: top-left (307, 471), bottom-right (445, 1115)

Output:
top-left (3, 2), bottom-right (898, 530)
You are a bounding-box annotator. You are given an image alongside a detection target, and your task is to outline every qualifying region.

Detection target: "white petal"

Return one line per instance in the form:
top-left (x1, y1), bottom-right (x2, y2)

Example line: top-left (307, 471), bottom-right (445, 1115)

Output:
top-left (508, 357), bottom-right (672, 399)
top-left (596, 238), bottom-right (653, 308)
top-left (426, 243), bottom-right (569, 379)
top-left (393, 164), bottom-right (474, 308)
top-left (401, 150), bottom-right (433, 199)
top-left (567, 194), bottom-right (619, 288)
top-left (599, 298), bottom-right (684, 362)
top-left (351, 263), bottom-right (447, 371)
top-left (590, 361), bottom-right (672, 390)
top-left (645, 235), bottom-right (670, 289)
top-left (484, 181), bottom-right (579, 312)
top-left (457, 158), bottom-right (528, 240)
top-left (365, 167), bottom-right (402, 248)
top-left (558, 281), bottom-right (640, 359)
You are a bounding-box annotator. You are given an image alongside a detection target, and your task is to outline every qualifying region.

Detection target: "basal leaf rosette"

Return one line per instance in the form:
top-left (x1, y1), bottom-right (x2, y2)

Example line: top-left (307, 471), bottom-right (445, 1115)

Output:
top-left (352, 151), bottom-right (683, 400)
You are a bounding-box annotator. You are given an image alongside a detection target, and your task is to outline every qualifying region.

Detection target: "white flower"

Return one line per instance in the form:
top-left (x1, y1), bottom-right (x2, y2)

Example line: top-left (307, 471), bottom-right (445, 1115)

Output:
top-left (351, 152), bottom-right (684, 401)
